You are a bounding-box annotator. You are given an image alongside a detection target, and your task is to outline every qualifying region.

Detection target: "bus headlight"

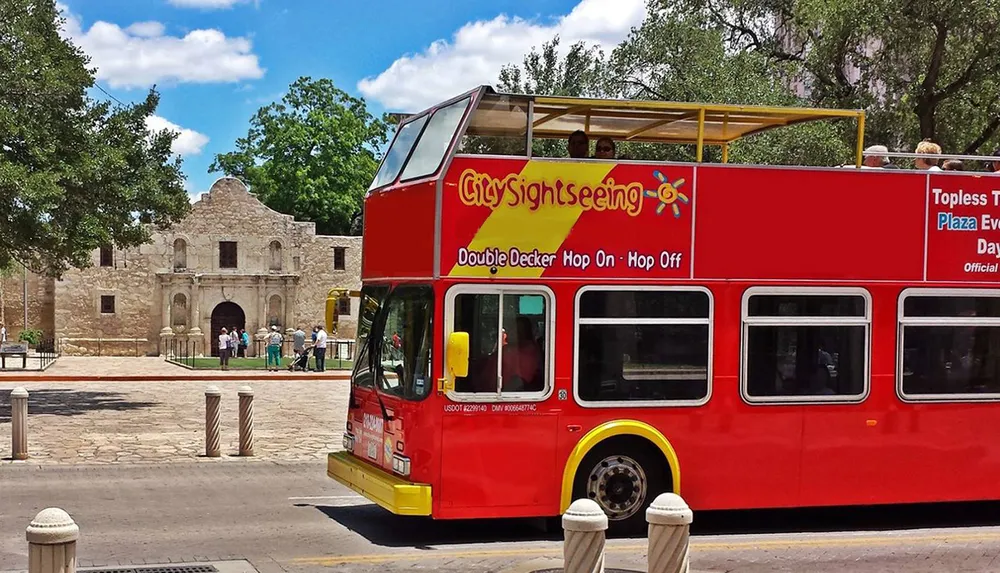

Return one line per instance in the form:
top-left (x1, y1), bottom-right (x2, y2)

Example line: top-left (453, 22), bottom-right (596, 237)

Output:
top-left (342, 432), bottom-right (355, 452)
top-left (391, 453), bottom-right (411, 477)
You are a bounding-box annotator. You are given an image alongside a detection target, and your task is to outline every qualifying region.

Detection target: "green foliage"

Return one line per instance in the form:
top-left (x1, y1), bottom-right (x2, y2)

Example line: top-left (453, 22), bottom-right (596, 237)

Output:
top-left (671, 0), bottom-right (1000, 156)
top-left (495, 0), bottom-right (1000, 165)
top-left (0, 0), bottom-right (191, 278)
top-left (495, 37), bottom-right (608, 159)
top-left (18, 328), bottom-right (42, 345)
top-left (210, 77), bottom-right (390, 236)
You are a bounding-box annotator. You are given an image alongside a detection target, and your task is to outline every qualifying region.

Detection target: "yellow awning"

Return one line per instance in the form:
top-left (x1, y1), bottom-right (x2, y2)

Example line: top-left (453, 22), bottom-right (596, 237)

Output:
top-left (460, 88), bottom-right (866, 165)
top-left (467, 93), bottom-right (864, 145)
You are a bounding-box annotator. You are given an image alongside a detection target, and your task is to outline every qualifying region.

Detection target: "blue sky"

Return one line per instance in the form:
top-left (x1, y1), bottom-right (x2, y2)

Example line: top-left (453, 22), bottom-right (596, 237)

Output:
top-left (58, 0), bottom-right (646, 197)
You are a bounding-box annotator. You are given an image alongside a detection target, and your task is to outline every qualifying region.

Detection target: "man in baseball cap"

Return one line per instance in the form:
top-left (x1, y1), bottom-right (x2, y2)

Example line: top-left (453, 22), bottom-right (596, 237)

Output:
top-left (863, 145), bottom-right (891, 168)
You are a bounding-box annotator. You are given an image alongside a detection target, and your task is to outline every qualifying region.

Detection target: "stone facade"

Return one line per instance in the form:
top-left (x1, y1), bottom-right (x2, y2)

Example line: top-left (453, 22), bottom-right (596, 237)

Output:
top-left (11, 177), bottom-right (362, 356)
top-left (0, 270), bottom-right (55, 342)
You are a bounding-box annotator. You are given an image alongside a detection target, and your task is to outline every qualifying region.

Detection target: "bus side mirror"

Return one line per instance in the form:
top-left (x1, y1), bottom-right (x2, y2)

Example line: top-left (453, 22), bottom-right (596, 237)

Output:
top-left (447, 332), bottom-right (469, 379)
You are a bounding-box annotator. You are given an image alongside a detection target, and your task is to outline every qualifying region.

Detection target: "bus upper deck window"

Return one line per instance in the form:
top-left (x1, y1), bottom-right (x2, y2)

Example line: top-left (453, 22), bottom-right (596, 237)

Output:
top-left (400, 96), bottom-right (471, 182)
top-left (369, 115), bottom-right (429, 190)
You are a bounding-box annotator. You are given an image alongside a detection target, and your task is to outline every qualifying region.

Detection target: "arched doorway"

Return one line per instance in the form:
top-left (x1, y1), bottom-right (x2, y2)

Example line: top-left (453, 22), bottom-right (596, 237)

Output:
top-left (210, 301), bottom-right (246, 357)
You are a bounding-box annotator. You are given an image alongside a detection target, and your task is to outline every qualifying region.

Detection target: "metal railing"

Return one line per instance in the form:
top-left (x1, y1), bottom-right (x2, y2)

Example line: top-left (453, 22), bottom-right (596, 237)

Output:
top-left (166, 338), bottom-right (198, 368)
top-left (35, 337), bottom-right (60, 370)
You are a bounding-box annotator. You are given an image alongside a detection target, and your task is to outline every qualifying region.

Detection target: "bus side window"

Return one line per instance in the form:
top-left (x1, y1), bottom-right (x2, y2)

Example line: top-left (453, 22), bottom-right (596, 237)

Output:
top-left (742, 290), bottom-right (869, 403)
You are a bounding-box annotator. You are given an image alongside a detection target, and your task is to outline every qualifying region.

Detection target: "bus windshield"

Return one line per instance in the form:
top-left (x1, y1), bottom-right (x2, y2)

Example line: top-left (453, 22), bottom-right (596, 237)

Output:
top-left (369, 115), bottom-right (429, 190)
top-left (352, 284), bottom-right (434, 401)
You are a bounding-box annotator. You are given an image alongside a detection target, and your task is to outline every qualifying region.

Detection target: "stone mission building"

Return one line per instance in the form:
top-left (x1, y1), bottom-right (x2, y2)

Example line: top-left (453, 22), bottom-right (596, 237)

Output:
top-left (0, 177), bottom-right (362, 356)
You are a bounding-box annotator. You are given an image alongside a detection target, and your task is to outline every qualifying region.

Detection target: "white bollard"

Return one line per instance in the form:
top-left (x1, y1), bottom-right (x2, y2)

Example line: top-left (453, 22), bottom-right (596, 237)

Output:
top-left (646, 493), bottom-right (693, 573)
top-left (11, 387), bottom-right (29, 460)
top-left (26, 508), bottom-right (79, 573)
top-left (562, 498), bottom-right (607, 573)
top-left (205, 386), bottom-right (221, 458)
top-left (238, 386), bottom-right (254, 456)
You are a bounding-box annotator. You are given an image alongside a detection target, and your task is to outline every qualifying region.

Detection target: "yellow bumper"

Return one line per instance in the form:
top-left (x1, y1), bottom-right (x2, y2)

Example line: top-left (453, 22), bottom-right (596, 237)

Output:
top-left (326, 452), bottom-right (432, 516)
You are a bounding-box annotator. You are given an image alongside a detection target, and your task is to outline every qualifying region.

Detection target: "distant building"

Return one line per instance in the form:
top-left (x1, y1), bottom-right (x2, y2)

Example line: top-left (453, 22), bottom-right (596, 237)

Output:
top-left (1, 177), bottom-right (362, 356)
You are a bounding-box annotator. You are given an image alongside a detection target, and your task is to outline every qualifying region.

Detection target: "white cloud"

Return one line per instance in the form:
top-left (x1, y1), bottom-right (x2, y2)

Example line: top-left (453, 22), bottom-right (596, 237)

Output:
top-left (167, 0), bottom-right (252, 8)
top-left (146, 115), bottom-right (210, 156)
top-left (125, 21), bottom-right (165, 37)
top-left (58, 4), bottom-right (264, 88)
top-left (357, 0), bottom-right (646, 111)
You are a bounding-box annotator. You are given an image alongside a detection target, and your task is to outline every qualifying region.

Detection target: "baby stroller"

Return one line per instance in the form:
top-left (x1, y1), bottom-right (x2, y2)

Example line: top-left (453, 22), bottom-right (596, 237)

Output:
top-left (289, 346), bottom-right (312, 372)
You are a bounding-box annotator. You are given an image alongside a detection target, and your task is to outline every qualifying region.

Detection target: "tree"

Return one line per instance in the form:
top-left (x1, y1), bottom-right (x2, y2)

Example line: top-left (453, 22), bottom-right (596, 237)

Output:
top-left (495, 15), bottom-right (850, 164)
top-left (672, 0), bottom-right (1000, 156)
top-left (0, 0), bottom-right (191, 277)
top-left (210, 77), bottom-right (390, 236)
top-left (604, 6), bottom-right (852, 164)
top-left (489, 37), bottom-right (608, 158)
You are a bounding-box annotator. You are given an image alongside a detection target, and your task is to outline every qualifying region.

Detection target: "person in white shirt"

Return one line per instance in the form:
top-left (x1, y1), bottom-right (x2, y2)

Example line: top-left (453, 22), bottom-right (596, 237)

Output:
top-left (1, 323), bottom-right (6, 343)
top-left (314, 325), bottom-right (328, 372)
top-left (218, 328), bottom-right (231, 371)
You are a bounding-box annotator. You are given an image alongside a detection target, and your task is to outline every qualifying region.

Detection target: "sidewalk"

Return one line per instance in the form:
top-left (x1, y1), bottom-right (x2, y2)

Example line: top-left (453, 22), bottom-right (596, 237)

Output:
top-left (0, 356), bottom-right (351, 381)
top-left (0, 377), bottom-right (349, 464)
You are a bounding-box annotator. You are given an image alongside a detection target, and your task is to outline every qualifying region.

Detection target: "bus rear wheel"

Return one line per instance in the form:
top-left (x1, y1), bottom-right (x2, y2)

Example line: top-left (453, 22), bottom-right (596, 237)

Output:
top-left (572, 440), bottom-right (670, 536)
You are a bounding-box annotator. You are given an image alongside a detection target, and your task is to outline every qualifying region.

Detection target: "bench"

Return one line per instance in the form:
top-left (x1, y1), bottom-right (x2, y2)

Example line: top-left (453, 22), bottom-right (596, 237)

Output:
top-left (0, 342), bottom-right (28, 369)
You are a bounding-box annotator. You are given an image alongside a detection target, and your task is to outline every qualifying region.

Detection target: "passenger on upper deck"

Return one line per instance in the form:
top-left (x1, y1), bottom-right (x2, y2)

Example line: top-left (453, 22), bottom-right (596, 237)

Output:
top-left (594, 137), bottom-right (616, 160)
top-left (862, 145), bottom-right (890, 168)
top-left (914, 140), bottom-right (943, 171)
top-left (568, 130), bottom-right (589, 159)
top-left (943, 159), bottom-right (964, 171)
top-left (990, 149), bottom-right (1000, 173)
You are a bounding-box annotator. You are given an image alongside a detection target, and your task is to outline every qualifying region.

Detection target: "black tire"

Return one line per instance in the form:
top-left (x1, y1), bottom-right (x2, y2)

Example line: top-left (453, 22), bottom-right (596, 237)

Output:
top-left (571, 439), bottom-right (671, 536)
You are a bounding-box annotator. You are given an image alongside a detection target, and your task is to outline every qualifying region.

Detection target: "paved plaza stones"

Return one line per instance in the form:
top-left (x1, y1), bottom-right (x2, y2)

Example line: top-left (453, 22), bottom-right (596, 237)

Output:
top-left (0, 360), bottom-right (350, 464)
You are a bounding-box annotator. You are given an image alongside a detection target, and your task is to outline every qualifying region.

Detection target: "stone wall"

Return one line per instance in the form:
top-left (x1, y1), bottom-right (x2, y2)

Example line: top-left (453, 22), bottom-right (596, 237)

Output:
top-left (54, 241), bottom-right (163, 356)
top-left (297, 235), bottom-right (363, 340)
top-left (0, 271), bottom-right (55, 341)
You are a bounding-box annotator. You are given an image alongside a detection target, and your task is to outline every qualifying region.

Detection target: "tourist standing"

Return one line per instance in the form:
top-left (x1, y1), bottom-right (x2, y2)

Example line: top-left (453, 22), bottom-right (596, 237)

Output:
top-left (266, 325), bottom-right (283, 371)
top-left (230, 327), bottom-right (240, 359)
top-left (314, 325), bottom-right (328, 372)
top-left (239, 328), bottom-right (249, 358)
top-left (218, 328), bottom-right (230, 371)
top-left (293, 326), bottom-right (306, 368)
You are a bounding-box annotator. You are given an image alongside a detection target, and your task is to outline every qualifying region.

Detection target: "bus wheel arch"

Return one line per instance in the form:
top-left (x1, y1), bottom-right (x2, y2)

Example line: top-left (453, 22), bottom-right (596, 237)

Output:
top-left (560, 421), bottom-right (680, 528)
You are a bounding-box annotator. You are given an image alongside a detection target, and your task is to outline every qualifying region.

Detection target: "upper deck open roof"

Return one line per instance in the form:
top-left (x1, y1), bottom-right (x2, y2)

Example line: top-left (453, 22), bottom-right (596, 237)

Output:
top-left (464, 88), bottom-right (865, 147)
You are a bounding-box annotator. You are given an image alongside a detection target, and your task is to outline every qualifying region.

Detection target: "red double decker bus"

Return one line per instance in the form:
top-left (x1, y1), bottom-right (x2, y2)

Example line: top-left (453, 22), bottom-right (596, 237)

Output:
top-left (327, 85), bottom-right (1000, 533)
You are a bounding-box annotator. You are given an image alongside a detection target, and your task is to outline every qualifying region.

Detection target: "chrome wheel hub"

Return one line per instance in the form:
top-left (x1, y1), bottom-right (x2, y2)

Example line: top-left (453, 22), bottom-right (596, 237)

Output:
top-left (586, 454), bottom-right (647, 521)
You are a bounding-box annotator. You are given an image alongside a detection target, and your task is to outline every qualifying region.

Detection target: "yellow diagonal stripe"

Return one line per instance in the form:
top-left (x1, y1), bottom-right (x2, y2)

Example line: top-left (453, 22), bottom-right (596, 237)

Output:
top-left (448, 161), bottom-right (617, 277)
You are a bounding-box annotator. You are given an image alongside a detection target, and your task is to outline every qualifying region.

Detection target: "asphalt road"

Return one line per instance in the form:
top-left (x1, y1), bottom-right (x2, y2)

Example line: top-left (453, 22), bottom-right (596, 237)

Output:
top-left (5, 461), bottom-right (1000, 572)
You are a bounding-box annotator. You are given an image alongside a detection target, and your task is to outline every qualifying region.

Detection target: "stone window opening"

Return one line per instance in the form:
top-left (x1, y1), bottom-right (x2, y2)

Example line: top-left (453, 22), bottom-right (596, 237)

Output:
top-left (337, 297), bottom-right (351, 316)
top-left (100, 295), bottom-right (115, 314)
top-left (173, 238), bottom-right (187, 270)
top-left (99, 246), bottom-right (113, 267)
top-left (334, 247), bottom-right (346, 270)
top-left (171, 293), bottom-right (188, 328)
top-left (269, 240), bottom-right (283, 271)
top-left (219, 241), bottom-right (238, 269)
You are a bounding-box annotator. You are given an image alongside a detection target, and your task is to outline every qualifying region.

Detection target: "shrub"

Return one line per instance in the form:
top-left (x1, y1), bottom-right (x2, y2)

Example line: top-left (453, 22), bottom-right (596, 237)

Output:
top-left (18, 328), bottom-right (43, 346)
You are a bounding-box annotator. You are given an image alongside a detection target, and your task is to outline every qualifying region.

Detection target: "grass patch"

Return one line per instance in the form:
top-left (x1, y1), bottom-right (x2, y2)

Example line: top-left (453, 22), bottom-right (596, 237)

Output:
top-left (188, 357), bottom-right (354, 371)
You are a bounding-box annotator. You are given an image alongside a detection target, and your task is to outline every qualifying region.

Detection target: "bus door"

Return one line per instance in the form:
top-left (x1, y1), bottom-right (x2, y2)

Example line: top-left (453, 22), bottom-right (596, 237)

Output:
top-left (439, 286), bottom-right (561, 515)
top-left (350, 285), bottom-right (435, 477)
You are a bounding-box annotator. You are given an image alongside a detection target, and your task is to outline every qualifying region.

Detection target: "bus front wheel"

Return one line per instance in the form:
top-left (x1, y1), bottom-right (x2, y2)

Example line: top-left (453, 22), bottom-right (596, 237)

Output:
top-left (571, 437), bottom-right (671, 536)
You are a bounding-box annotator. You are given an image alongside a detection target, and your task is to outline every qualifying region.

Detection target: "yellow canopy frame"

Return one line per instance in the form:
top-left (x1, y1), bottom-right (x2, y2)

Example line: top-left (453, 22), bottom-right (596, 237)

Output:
top-left (464, 90), bottom-right (867, 166)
